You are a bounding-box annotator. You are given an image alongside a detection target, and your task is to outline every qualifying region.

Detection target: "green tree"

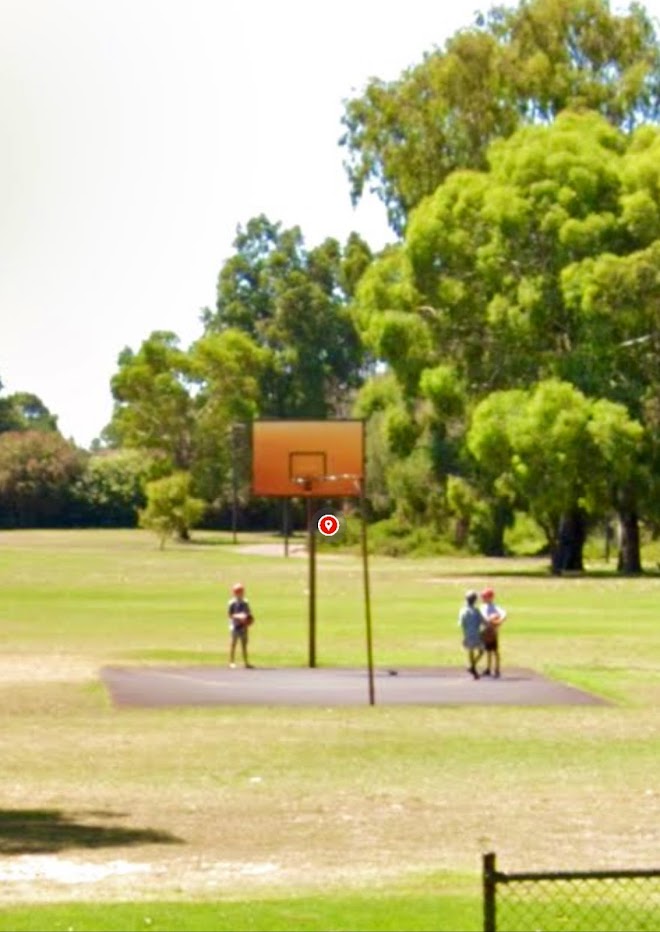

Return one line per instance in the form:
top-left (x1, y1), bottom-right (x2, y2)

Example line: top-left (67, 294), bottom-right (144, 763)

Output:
top-left (105, 331), bottom-right (196, 470)
top-left (352, 112), bottom-right (660, 566)
top-left (188, 328), bottom-right (268, 503)
top-left (72, 449), bottom-right (153, 527)
top-left (138, 472), bottom-right (205, 548)
top-left (341, 0), bottom-right (660, 232)
top-left (0, 381), bottom-right (59, 434)
top-left (105, 327), bottom-right (269, 507)
top-left (204, 215), bottom-right (366, 417)
top-left (457, 390), bottom-right (527, 554)
top-left (468, 381), bottom-right (645, 572)
top-left (352, 371), bottom-right (404, 518)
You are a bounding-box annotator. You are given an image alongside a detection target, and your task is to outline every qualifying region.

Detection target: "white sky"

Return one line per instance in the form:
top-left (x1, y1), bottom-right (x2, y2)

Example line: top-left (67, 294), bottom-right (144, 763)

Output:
top-left (2, 0), bottom-right (659, 447)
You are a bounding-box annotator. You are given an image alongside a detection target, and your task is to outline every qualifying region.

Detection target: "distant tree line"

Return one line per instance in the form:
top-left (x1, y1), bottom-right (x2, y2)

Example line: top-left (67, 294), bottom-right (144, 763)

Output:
top-left (3, 0), bottom-right (660, 572)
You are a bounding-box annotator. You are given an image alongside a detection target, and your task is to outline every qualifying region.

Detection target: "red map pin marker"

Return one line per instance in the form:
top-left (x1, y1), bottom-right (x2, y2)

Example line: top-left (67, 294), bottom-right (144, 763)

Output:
top-left (317, 514), bottom-right (340, 537)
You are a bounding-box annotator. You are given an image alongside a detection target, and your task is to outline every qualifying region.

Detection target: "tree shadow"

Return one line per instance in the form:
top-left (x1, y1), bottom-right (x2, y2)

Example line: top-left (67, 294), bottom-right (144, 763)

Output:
top-left (0, 808), bottom-right (183, 855)
top-left (436, 568), bottom-right (660, 579)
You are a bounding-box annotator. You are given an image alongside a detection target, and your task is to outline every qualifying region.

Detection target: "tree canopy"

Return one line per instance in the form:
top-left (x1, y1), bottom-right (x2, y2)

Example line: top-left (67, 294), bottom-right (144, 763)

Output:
top-left (12, 0), bottom-right (660, 570)
top-left (350, 109), bottom-right (660, 568)
top-left (341, 0), bottom-right (660, 232)
top-left (203, 215), bottom-right (369, 418)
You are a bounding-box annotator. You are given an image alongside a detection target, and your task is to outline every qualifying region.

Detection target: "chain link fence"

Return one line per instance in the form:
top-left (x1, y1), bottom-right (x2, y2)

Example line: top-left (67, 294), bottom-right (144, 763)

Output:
top-left (483, 852), bottom-right (660, 931)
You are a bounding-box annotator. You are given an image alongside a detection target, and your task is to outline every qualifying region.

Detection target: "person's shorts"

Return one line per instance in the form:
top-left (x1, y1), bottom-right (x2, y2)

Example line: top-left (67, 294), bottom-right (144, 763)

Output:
top-left (230, 624), bottom-right (248, 643)
top-left (463, 637), bottom-right (483, 650)
top-left (482, 630), bottom-right (498, 650)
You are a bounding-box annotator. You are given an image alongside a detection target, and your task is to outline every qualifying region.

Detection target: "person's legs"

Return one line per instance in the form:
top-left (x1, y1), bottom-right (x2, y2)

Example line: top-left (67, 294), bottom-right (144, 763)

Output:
top-left (494, 644), bottom-right (501, 677)
top-left (240, 630), bottom-right (253, 668)
top-left (229, 629), bottom-right (238, 667)
top-left (468, 648), bottom-right (481, 679)
top-left (233, 627), bottom-right (253, 668)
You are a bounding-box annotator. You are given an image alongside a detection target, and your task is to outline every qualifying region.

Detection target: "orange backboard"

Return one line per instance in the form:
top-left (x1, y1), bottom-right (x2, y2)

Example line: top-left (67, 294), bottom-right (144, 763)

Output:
top-left (252, 419), bottom-right (364, 498)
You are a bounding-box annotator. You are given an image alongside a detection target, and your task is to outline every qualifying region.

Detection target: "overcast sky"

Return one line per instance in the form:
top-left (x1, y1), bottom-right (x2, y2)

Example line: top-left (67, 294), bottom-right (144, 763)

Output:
top-left (2, 0), bottom-right (659, 447)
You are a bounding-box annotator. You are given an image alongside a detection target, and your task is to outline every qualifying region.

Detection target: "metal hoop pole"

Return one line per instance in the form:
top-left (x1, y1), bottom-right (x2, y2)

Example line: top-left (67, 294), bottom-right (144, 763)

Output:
top-left (360, 479), bottom-right (375, 706)
top-left (307, 495), bottom-right (316, 668)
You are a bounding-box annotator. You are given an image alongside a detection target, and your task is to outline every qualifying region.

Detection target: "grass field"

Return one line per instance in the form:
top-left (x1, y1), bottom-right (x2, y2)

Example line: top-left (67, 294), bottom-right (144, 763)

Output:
top-left (0, 529), bottom-right (658, 931)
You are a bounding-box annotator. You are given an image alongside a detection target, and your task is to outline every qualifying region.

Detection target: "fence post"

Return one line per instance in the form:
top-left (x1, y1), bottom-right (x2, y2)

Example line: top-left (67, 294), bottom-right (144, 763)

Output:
top-left (483, 852), bottom-right (497, 932)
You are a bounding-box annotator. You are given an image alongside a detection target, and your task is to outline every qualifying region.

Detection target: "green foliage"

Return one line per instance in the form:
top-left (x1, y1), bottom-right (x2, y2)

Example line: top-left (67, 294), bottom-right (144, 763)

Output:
top-left (71, 449), bottom-right (153, 527)
top-left (341, 0), bottom-right (660, 231)
top-left (351, 248), bottom-right (421, 335)
top-left (188, 329), bottom-right (267, 502)
top-left (348, 107), bottom-right (660, 569)
top-left (315, 511), bottom-right (363, 551)
top-left (81, 16), bottom-right (660, 565)
top-left (419, 365), bottom-right (465, 420)
top-left (106, 331), bottom-right (196, 470)
top-left (0, 431), bottom-right (84, 527)
top-left (138, 472), bottom-right (205, 548)
top-left (383, 404), bottom-right (419, 458)
top-left (385, 444), bottom-right (445, 527)
top-left (445, 475), bottom-right (510, 554)
top-left (468, 379), bottom-right (645, 567)
top-left (105, 325), bottom-right (270, 510)
top-left (0, 391), bottom-right (59, 433)
top-left (366, 516), bottom-right (457, 556)
top-left (205, 215), bottom-right (365, 418)
top-left (352, 370), bottom-right (402, 419)
top-left (504, 510), bottom-right (548, 556)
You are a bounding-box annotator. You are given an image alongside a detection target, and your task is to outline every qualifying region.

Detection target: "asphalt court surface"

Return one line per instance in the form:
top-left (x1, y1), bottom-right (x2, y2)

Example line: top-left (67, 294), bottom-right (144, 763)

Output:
top-left (100, 665), bottom-right (609, 708)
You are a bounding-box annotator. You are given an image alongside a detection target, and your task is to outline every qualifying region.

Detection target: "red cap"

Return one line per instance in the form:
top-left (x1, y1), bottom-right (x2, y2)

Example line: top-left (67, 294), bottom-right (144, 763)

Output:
top-left (232, 582), bottom-right (244, 593)
top-left (481, 588), bottom-right (494, 600)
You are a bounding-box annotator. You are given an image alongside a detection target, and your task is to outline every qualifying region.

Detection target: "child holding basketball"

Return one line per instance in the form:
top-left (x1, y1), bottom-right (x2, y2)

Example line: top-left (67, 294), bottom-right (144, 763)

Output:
top-left (227, 582), bottom-right (255, 669)
top-left (480, 587), bottom-right (506, 677)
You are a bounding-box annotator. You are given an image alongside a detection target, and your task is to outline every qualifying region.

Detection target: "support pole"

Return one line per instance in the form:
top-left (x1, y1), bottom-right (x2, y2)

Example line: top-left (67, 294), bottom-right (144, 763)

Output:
top-left (283, 498), bottom-right (290, 558)
top-left (360, 481), bottom-right (375, 706)
top-left (307, 496), bottom-right (316, 668)
top-left (231, 425), bottom-right (238, 545)
top-left (483, 852), bottom-right (497, 932)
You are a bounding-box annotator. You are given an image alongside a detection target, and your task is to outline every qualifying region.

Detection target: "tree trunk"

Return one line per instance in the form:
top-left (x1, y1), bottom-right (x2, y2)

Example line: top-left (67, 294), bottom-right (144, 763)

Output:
top-left (617, 510), bottom-right (642, 574)
top-left (551, 508), bottom-right (587, 574)
top-left (487, 502), bottom-right (511, 557)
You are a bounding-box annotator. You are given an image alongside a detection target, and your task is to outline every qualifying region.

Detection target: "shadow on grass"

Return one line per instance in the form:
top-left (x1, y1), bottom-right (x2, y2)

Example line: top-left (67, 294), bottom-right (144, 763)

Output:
top-left (184, 533), bottom-right (303, 545)
top-left (427, 567), bottom-right (660, 579)
top-left (0, 809), bottom-right (183, 855)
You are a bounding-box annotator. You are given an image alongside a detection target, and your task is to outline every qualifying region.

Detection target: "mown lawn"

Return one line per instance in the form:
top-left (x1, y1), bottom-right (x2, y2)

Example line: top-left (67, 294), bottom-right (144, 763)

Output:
top-left (0, 529), bottom-right (658, 930)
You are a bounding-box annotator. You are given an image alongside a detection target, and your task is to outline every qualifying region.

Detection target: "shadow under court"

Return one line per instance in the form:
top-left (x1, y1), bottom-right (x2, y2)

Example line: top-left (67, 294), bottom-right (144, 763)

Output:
top-left (0, 808), bottom-right (183, 855)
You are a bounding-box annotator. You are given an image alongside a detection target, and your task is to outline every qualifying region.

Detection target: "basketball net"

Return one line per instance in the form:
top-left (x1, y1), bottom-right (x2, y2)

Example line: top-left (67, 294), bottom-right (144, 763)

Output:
top-left (291, 473), bottom-right (363, 496)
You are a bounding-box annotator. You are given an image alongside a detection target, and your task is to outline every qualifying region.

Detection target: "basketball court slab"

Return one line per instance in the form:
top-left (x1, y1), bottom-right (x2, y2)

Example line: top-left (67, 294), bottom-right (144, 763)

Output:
top-left (100, 665), bottom-right (609, 708)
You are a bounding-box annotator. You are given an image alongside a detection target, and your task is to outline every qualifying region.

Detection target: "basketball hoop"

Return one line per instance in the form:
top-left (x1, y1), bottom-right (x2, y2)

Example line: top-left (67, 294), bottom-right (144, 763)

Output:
top-left (290, 473), bottom-right (362, 496)
top-left (292, 476), bottom-right (314, 493)
top-left (250, 419), bottom-right (373, 704)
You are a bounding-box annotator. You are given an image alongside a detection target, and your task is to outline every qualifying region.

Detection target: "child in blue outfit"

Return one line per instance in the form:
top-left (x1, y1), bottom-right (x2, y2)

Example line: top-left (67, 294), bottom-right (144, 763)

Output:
top-left (459, 590), bottom-right (485, 680)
